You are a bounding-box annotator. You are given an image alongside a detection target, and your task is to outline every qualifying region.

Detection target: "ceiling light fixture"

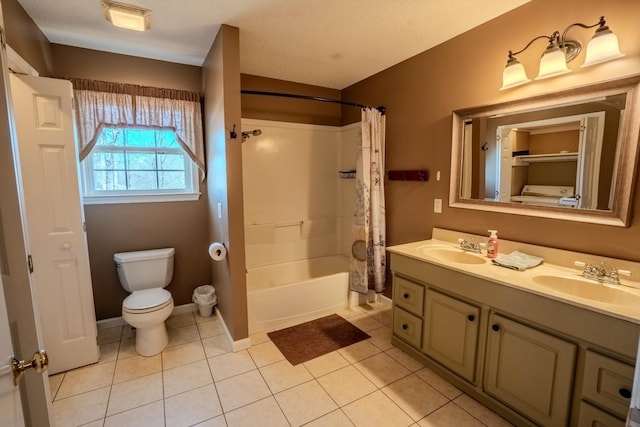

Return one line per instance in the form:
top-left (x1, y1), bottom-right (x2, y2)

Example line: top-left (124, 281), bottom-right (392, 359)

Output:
top-left (500, 16), bottom-right (624, 90)
top-left (102, 1), bottom-right (151, 32)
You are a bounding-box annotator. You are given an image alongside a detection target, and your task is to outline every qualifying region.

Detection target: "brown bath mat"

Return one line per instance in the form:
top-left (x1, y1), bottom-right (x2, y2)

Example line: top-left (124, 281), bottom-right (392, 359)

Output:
top-left (268, 314), bottom-right (370, 365)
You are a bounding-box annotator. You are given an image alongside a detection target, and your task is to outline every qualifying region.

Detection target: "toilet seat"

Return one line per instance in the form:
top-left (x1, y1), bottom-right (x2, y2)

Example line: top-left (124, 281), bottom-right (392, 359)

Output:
top-left (123, 288), bottom-right (173, 314)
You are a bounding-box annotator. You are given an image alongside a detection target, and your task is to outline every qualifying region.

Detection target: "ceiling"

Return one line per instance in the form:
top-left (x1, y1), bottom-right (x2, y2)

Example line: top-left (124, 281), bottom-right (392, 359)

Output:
top-left (17, 0), bottom-right (530, 89)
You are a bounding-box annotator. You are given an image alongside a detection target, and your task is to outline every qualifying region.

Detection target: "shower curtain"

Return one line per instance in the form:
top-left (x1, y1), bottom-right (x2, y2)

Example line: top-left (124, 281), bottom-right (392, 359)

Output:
top-left (350, 108), bottom-right (386, 294)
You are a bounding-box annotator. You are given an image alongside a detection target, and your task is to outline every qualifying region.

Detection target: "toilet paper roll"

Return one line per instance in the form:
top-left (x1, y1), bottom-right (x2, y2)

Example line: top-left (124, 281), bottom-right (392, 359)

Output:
top-left (208, 242), bottom-right (227, 261)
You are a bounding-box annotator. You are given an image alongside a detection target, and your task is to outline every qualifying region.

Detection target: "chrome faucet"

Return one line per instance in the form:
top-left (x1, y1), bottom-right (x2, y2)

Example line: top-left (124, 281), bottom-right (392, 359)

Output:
top-left (458, 238), bottom-right (482, 254)
top-left (574, 261), bottom-right (632, 285)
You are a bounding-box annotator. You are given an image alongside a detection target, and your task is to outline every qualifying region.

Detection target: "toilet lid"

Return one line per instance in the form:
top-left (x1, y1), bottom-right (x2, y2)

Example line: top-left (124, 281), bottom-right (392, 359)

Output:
top-left (123, 288), bottom-right (172, 311)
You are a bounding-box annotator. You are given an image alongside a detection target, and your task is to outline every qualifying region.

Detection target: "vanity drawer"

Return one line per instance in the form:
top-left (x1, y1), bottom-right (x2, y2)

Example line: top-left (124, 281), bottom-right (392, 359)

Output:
top-left (583, 350), bottom-right (634, 418)
top-left (577, 401), bottom-right (624, 427)
top-left (394, 276), bottom-right (425, 316)
top-left (393, 308), bottom-right (423, 348)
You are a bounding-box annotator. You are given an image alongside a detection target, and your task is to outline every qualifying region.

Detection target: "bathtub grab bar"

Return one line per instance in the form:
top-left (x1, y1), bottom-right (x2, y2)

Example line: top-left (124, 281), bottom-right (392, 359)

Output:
top-left (250, 220), bottom-right (304, 227)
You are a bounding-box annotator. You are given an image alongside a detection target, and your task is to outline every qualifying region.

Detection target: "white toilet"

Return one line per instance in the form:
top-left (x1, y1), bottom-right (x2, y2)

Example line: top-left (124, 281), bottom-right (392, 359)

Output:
top-left (114, 248), bottom-right (175, 356)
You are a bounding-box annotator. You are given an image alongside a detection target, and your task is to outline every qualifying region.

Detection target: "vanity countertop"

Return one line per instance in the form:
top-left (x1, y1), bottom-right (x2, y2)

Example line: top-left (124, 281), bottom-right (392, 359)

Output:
top-left (387, 228), bottom-right (640, 324)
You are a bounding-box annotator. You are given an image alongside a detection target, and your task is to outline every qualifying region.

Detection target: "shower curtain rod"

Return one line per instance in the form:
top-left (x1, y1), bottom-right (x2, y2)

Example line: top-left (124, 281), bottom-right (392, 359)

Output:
top-left (241, 90), bottom-right (386, 115)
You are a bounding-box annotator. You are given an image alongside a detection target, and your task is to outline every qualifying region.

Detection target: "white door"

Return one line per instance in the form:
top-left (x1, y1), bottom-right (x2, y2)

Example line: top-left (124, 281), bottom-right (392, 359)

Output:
top-left (0, 273), bottom-right (25, 427)
top-left (9, 74), bottom-right (99, 374)
top-left (0, 3), bottom-right (52, 423)
top-left (495, 127), bottom-right (513, 202)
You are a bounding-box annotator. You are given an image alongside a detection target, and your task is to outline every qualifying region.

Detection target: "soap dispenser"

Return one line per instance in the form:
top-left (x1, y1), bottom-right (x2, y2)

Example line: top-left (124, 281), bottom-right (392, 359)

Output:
top-left (487, 230), bottom-right (499, 259)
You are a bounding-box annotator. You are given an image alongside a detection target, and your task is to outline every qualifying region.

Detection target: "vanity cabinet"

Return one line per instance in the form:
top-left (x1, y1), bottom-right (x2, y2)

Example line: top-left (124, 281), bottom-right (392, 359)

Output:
top-left (423, 290), bottom-right (480, 382)
top-left (388, 248), bottom-right (640, 427)
top-left (484, 313), bottom-right (576, 427)
top-left (576, 350), bottom-right (634, 426)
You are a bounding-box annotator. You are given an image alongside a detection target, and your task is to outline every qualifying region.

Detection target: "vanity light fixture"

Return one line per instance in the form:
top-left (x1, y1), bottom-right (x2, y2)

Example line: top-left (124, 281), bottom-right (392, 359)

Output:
top-left (500, 16), bottom-right (624, 90)
top-left (102, 1), bottom-right (151, 32)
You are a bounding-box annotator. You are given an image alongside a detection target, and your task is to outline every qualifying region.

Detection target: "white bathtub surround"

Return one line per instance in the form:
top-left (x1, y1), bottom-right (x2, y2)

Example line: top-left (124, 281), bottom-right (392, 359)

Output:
top-left (243, 119), bottom-right (363, 334)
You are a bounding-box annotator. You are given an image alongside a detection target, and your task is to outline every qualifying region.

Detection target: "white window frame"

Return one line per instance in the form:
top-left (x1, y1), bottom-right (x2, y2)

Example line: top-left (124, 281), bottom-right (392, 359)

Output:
top-left (80, 127), bottom-right (200, 205)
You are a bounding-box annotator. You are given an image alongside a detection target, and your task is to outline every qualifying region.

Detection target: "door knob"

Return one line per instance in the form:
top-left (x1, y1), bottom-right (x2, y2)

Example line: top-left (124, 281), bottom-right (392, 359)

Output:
top-left (12, 350), bottom-right (48, 386)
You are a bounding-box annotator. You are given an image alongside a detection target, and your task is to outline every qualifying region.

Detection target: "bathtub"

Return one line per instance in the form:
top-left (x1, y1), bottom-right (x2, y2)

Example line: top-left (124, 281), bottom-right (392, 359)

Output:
top-left (247, 255), bottom-right (350, 334)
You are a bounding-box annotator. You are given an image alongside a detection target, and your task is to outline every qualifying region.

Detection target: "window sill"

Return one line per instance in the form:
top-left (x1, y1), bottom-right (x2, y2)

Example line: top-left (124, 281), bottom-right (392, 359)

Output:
top-left (82, 192), bottom-right (201, 205)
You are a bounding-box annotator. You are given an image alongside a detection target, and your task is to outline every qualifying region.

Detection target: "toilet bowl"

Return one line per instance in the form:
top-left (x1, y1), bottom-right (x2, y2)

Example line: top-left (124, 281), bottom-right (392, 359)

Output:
top-left (114, 248), bottom-right (175, 356)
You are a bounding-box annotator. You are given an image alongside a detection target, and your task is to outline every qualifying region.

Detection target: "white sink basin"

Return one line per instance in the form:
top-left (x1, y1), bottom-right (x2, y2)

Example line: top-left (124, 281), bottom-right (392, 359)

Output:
top-left (417, 246), bottom-right (487, 265)
top-left (532, 275), bottom-right (640, 306)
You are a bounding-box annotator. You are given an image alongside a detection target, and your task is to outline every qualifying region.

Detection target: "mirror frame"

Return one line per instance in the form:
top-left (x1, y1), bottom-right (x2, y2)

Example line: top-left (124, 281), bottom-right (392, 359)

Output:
top-left (450, 75), bottom-right (640, 227)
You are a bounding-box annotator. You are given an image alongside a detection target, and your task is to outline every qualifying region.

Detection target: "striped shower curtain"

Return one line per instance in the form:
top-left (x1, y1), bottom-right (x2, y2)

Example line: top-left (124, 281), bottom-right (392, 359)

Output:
top-left (349, 108), bottom-right (386, 294)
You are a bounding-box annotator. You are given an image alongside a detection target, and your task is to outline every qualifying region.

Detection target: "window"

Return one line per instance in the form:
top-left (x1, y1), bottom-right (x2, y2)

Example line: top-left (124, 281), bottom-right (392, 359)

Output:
top-left (81, 127), bottom-right (199, 204)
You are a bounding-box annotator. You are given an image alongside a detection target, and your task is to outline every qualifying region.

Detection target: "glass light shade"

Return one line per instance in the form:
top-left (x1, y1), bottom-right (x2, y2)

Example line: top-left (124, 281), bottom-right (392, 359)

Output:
top-left (582, 29), bottom-right (624, 67)
top-left (535, 44), bottom-right (570, 80)
top-left (500, 57), bottom-right (530, 90)
top-left (103, 1), bottom-right (151, 31)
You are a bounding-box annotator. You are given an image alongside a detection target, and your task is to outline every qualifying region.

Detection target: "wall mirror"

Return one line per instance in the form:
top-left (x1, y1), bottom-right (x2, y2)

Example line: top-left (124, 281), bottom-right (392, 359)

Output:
top-left (450, 75), bottom-right (640, 227)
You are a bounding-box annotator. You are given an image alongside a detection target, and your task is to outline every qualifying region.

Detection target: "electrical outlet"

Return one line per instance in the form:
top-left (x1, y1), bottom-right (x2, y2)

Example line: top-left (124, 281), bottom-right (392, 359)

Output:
top-left (434, 198), bottom-right (442, 213)
top-left (217, 203), bottom-right (223, 219)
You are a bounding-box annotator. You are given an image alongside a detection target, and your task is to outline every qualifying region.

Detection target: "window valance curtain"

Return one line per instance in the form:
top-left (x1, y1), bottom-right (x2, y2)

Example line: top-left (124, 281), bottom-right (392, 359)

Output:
top-left (69, 78), bottom-right (205, 178)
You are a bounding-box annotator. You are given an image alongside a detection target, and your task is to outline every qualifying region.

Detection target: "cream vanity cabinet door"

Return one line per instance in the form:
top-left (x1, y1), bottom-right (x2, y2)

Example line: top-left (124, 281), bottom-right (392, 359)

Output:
top-left (393, 276), bottom-right (425, 349)
top-left (422, 290), bottom-right (480, 382)
top-left (577, 402), bottom-right (625, 427)
top-left (485, 313), bottom-right (576, 427)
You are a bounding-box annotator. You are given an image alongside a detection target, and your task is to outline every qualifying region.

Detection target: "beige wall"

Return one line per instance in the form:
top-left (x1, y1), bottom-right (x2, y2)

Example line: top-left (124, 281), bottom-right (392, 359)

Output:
top-left (2, 0), bottom-right (53, 76)
top-left (343, 0), bottom-right (640, 262)
top-left (52, 45), bottom-right (202, 92)
top-left (52, 46), bottom-right (210, 320)
top-left (202, 25), bottom-right (248, 340)
top-left (241, 74), bottom-right (342, 126)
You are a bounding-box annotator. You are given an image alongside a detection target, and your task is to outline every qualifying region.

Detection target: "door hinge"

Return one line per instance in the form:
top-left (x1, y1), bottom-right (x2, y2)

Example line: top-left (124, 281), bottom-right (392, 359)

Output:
top-left (27, 255), bottom-right (33, 273)
top-left (83, 222), bottom-right (87, 232)
top-left (0, 27), bottom-right (5, 49)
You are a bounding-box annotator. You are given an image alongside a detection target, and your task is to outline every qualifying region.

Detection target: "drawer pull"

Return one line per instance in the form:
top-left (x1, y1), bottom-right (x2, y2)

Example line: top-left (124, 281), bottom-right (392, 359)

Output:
top-left (402, 324), bottom-right (408, 330)
top-left (491, 324), bottom-right (500, 332)
top-left (403, 293), bottom-right (410, 299)
top-left (619, 388), bottom-right (632, 399)
top-left (467, 314), bottom-right (475, 322)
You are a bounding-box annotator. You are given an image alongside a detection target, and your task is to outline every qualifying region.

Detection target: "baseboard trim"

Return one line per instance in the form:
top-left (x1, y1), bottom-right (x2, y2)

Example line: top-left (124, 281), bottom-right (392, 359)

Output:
top-left (215, 307), bottom-right (251, 352)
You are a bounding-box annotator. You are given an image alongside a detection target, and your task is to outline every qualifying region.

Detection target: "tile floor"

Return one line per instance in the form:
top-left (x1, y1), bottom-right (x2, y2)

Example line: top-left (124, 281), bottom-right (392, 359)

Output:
top-left (49, 302), bottom-right (514, 427)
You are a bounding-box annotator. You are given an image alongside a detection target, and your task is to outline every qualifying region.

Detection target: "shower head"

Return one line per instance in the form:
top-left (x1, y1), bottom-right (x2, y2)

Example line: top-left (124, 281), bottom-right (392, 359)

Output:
top-left (241, 129), bottom-right (262, 141)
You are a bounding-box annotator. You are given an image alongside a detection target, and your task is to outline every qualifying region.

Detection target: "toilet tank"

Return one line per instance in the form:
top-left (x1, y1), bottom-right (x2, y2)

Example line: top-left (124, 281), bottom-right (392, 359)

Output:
top-left (114, 248), bottom-right (175, 292)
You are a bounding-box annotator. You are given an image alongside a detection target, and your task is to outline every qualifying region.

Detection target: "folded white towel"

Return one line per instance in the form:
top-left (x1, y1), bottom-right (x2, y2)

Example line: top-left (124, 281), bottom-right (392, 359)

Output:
top-left (492, 251), bottom-right (543, 271)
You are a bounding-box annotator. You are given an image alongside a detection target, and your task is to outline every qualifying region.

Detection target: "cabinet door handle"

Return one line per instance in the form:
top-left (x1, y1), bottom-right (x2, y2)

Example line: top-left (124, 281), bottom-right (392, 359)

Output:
top-left (402, 324), bottom-right (408, 330)
top-left (619, 388), bottom-right (632, 399)
top-left (467, 314), bottom-right (475, 322)
top-left (403, 293), bottom-right (410, 299)
top-left (491, 324), bottom-right (500, 332)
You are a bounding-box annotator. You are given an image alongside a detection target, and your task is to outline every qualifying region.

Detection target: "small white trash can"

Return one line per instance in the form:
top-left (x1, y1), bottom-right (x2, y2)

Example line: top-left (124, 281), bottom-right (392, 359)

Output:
top-left (193, 284), bottom-right (217, 317)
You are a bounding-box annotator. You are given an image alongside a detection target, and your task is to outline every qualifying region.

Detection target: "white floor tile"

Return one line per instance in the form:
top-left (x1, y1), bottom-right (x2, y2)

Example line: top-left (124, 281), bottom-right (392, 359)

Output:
top-left (275, 380), bottom-right (338, 427)
top-left (52, 386), bottom-right (110, 427)
top-left (417, 401), bottom-right (484, 427)
top-left (215, 369), bottom-right (272, 412)
top-left (342, 390), bottom-right (413, 427)
top-left (225, 396), bottom-right (289, 427)
top-left (163, 359), bottom-right (213, 397)
top-left (104, 400), bottom-right (164, 427)
top-left (260, 359), bottom-right (313, 394)
top-left (107, 372), bottom-right (163, 416)
top-left (164, 384), bottom-right (223, 427)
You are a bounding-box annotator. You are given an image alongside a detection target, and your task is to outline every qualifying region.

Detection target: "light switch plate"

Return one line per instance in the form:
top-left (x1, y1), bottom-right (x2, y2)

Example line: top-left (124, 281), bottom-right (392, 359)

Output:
top-left (434, 198), bottom-right (442, 213)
